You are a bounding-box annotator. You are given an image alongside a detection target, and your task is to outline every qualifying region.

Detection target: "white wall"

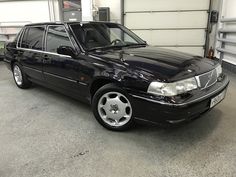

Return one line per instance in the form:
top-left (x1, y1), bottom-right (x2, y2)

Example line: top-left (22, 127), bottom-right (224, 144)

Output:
top-left (0, 0), bottom-right (51, 24)
top-left (48, 0), bottom-right (61, 22)
top-left (222, 0), bottom-right (236, 17)
top-left (94, 0), bottom-right (121, 23)
top-left (0, 0), bottom-right (56, 41)
top-left (0, 0), bottom-right (95, 24)
top-left (82, 0), bottom-right (93, 21)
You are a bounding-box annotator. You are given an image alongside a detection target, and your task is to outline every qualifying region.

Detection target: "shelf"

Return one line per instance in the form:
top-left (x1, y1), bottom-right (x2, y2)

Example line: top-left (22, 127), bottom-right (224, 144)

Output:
top-left (221, 18), bottom-right (236, 23)
top-left (217, 37), bottom-right (236, 44)
top-left (218, 28), bottom-right (236, 33)
top-left (217, 47), bottom-right (236, 55)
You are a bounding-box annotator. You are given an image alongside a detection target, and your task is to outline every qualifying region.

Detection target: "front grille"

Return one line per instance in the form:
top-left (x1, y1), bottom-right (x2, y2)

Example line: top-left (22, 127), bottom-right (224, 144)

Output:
top-left (196, 69), bottom-right (218, 89)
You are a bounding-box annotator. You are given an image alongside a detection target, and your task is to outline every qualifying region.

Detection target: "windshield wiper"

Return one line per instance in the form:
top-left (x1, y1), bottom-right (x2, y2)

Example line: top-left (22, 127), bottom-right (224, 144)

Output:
top-left (123, 43), bottom-right (147, 48)
top-left (88, 43), bottom-right (147, 52)
top-left (88, 45), bottom-right (124, 51)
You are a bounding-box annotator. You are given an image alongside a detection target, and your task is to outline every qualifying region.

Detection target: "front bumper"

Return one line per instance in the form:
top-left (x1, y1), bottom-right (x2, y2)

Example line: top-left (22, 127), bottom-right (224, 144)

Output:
top-left (129, 74), bottom-right (230, 124)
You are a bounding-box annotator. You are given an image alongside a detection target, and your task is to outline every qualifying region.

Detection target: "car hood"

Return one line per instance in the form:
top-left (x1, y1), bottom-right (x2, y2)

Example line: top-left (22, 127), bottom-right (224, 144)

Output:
top-left (91, 46), bottom-right (218, 82)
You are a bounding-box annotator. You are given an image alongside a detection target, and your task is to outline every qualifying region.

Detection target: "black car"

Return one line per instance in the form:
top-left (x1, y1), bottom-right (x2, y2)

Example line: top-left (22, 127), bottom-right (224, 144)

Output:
top-left (4, 22), bottom-right (229, 131)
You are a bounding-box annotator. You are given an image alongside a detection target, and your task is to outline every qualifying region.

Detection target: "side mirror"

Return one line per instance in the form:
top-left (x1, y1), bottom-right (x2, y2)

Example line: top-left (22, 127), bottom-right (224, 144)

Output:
top-left (57, 46), bottom-right (76, 58)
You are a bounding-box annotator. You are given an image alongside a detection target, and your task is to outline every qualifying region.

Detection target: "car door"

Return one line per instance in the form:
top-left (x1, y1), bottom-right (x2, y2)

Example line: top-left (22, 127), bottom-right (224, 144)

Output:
top-left (18, 26), bottom-right (45, 81)
top-left (42, 25), bottom-right (87, 96)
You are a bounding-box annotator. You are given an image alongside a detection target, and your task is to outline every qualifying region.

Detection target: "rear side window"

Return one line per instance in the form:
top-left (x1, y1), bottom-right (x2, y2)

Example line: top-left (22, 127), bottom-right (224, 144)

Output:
top-left (21, 26), bottom-right (45, 50)
top-left (46, 25), bottom-right (74, 53)
top-left (15, 28), bottom-right (24, 45)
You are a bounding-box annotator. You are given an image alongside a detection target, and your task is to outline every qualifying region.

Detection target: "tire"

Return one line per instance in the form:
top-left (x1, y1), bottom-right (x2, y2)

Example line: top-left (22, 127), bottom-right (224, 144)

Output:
top-left (12, 62), bottom-right (31, 89)
top-left (92, 83), bottom-right (134, 131)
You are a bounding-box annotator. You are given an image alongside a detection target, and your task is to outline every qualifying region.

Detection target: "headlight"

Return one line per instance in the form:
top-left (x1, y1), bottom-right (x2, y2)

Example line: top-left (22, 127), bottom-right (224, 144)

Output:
top-left (147, 77), bottom-right (198, 96)
top-left (216, 65), bottom-right (222, 77)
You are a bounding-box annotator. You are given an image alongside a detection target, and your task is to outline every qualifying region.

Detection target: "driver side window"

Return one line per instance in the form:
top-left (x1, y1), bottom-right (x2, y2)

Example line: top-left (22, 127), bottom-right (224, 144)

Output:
top-left (46, 25), bottom-right (74, 53)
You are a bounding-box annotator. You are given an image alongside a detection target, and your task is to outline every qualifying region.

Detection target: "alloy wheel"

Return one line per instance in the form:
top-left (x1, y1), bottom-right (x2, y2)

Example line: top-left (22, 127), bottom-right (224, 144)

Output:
top-left (13, 65), bottom-right (23, 86)
top-left (98, 92), bottom-right (132, 127)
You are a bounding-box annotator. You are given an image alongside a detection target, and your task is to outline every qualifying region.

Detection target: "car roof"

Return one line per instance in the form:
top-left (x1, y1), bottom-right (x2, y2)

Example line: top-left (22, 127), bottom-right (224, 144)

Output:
top-left (25, 21), bottom-right (119, 27)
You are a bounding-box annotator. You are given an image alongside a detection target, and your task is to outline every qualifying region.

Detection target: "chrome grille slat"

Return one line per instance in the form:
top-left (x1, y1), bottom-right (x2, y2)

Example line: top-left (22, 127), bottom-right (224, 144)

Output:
top-left (196, 69), bottom-right (218, 89)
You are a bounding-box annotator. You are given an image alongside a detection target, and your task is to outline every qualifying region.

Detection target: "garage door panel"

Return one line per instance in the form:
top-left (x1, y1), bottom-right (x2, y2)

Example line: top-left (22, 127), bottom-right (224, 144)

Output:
top-left (124, 0), bottom-right (209, 57)
top-left (134, 30), bottom-right (205, 46)
top-left (125, 12), bottom-right (208, 29)
top-left (160, 47), bottom-right (204, 56)
top-left (125, 0), bottom-right (209, 12)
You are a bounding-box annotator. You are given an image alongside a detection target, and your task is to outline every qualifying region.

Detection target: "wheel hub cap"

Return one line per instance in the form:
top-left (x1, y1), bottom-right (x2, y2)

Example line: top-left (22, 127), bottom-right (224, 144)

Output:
top-left (13, 65), bottom-right (23, 86)
top-left (109, 104), bottom-right (119, 114)
top-left (98, 92), bottom-right (132, 127)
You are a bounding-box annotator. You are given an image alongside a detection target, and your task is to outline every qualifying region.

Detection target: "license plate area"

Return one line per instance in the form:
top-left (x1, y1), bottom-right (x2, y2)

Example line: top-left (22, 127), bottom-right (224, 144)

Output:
top-left (210, 90), bottom-right (226, 108)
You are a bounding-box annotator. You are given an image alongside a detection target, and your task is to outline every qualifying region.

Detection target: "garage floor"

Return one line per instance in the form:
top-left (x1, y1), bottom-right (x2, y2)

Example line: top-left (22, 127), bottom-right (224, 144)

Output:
top-left (0, 62), bottom-right (236, 177)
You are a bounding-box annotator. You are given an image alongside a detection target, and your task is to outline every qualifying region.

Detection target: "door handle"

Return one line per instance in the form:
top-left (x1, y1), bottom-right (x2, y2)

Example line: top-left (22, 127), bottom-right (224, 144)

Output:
top-left (43, 54), bottom-right (51, 64)
top-left (18, 50), bottom-right (23, 54)
top-left (44, 54), bottom-right (50, 60)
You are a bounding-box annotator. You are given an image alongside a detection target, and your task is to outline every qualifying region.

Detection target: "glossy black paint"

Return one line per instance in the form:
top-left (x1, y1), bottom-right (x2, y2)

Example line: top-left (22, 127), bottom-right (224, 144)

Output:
top-left (4, 22), bottom-right (229, 125)
top-left (131, 74), bottom-right (229, 124)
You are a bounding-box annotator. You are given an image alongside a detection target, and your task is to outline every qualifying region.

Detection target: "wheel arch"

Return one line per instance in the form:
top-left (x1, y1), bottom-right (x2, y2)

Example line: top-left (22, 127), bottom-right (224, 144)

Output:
top-left (90, 77), bottom-right (123, 99)
top-left (10, 60), bottom-right (17, 71)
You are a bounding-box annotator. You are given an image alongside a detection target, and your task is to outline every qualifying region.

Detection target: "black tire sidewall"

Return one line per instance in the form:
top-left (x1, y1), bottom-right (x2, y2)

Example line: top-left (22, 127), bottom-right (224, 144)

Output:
top-left (92, 83), bottom-right (134, 131)
top-left (13, 62), bottom-right (31, 89)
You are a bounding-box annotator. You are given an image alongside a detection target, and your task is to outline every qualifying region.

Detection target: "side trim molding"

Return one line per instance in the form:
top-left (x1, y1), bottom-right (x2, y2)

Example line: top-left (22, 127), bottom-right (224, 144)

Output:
top-left (22, 66), bottom-right (88, 86)
top-left (43, 71), bottom-right (88, 86)
top-left (23, 66), bottom-right (42, 73)
top-left (44, 72), bottom-right (77, 83)
top-left (17, 47), bottom-right (72, 59)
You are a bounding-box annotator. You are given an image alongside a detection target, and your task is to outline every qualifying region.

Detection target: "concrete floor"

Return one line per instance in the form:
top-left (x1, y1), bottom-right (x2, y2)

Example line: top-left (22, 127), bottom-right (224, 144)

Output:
top-left (0, 62), bottom-right (236, 177)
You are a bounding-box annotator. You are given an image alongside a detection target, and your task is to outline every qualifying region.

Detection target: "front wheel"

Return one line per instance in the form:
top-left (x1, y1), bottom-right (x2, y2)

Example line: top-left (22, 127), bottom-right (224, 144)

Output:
top-left (92, 84), bottom-right (134, 131)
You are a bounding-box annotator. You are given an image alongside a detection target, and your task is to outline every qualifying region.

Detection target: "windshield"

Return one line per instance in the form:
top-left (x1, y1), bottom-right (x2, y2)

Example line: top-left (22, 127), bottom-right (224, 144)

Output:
top-left (70, 23), bottom-right (146, 51)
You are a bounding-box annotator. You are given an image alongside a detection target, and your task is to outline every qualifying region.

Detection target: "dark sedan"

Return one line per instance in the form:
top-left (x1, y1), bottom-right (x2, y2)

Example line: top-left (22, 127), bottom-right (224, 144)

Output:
top-left (4, 22), bottom-right (229, 131)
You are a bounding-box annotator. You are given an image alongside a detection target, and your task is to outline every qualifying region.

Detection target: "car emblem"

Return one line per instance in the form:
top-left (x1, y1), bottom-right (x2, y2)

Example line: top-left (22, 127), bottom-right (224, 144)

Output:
top-left (110, 104), bottom-right (119, 114)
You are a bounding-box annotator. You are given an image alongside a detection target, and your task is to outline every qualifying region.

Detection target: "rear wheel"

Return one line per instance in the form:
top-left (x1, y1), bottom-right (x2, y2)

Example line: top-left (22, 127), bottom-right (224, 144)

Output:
top-left (13, 63), bottom-right (31, 89)
top-left (92, 84), bottom-right (134, 131)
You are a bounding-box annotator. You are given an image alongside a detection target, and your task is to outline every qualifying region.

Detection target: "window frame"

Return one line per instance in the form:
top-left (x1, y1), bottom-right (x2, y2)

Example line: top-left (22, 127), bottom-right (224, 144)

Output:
top-left (16, 27), bottom-right (25, 48)
top-left (18, 25), bottom-right (46, 51)
top-left (69, 22), bottom-right (146, 51)
top-left (45, 24), bottom-right (76, 55)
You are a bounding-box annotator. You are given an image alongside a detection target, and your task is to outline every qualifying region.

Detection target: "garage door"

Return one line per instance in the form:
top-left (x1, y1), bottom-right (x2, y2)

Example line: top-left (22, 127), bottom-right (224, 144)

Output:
top-left (124, 0), bottom-right (210, 56)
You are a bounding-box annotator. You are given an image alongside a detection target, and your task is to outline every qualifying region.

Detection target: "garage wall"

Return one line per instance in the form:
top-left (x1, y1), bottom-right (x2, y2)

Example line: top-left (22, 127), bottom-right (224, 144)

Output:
top-left (208, 0), bottom-right (221, 51)
top-left (0, 0), bottom-right (51, 23)
top-left (82, 0), bottom-right (93, 21)
top-left (0, 0), bottom-right (63, 42)
top-left (124, 0), bottom-right (211, 56)
top-left (216, 0), bottom-right (236, 65)
top-left (94, 0), bottom-right (121, 23)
